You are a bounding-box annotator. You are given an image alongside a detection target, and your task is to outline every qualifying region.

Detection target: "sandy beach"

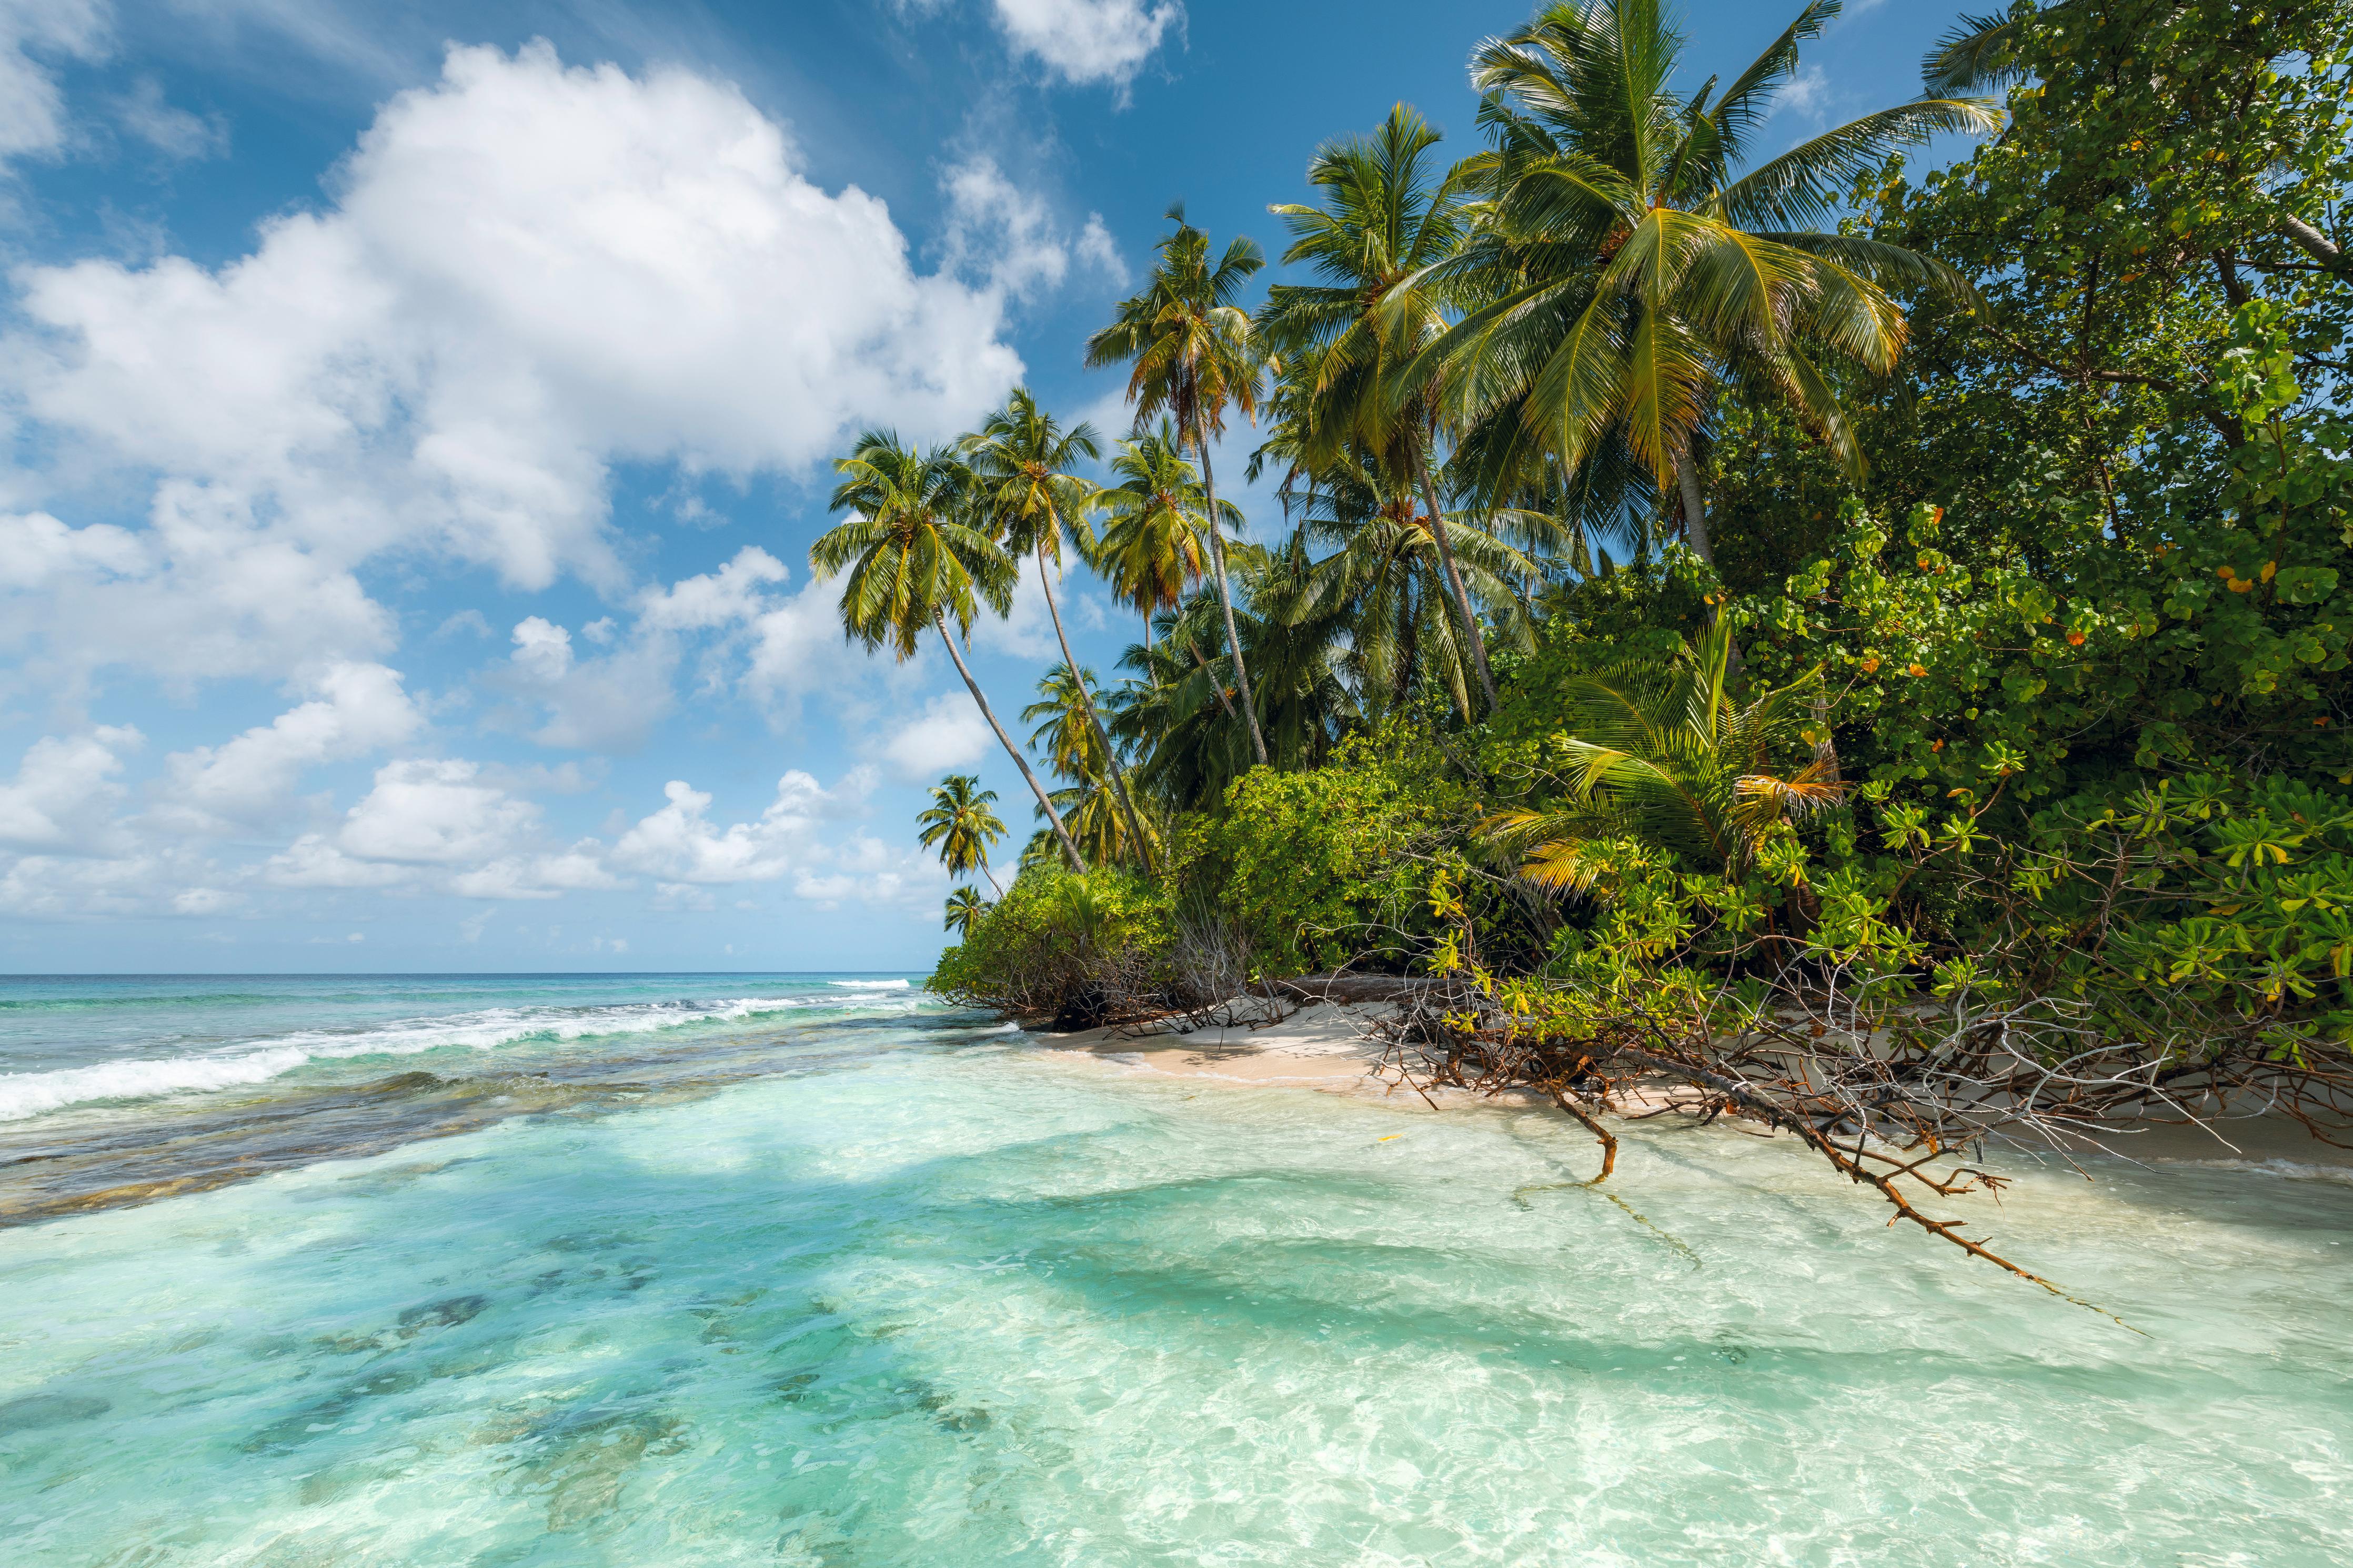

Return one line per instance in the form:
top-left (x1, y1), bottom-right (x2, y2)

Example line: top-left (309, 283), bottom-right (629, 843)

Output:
top-left (1035, 998), bottom-right (2353, 1179)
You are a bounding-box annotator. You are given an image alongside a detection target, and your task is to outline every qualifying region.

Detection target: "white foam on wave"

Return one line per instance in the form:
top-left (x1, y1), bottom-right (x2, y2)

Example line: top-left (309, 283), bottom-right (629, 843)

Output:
top-left (2154, 1156), bottom-right (2353, 1186)
top-left (0, 991), bottom-right (905, 1122)
top-left (829, 979), bottom-right (912, 990)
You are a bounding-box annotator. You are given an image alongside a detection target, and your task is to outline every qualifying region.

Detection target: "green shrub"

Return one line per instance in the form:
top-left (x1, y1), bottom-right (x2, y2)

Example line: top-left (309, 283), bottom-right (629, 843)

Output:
top-left (1187, 726), bottom-right (1479, 975)
top-left (929, 866), bottom-right (1174, 1027)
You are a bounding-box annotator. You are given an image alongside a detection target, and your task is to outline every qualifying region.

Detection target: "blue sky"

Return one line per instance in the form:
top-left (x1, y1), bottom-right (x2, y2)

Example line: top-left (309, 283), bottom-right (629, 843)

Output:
top-left (0, 0), bottom-right (1980, 973)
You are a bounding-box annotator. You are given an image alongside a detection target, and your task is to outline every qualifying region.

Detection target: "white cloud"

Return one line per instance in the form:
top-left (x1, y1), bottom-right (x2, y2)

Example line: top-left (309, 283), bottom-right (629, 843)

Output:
top-left (0, 0), bottom-right (109, 166)
top-left (494, 545), bottom-right (800, 752)
top-left (3, 41), bottom-right (1033, 683)
top-left (448, 842), bottom-right (617, 901)
top-left (336, 757), bottom-right (539, 865)
top-left (990, 0), bottom-right (1178, 89)
top-left (637, 544), bottom-right (790, 632)
top-left (970, 551), bottom-right (1104, 660)
top-left (940, 156), bottom-right (1124, 299)
top-left (0, 725), bottom-right (141, 853)
top-left (1073, 213), bottom-right (1127, 286)
top-left (0, 510), bottom-right (143, 588)
top-left (115, 74), bottom-right (226, 159)
top-left (743, 575), bottom-right (880, 720)
top-left (609, 767), bottom-right (942, 906)
top-left (158, 662), bottom-right (421, 832)
top-left (881, 693), bottom-right (992, 782)
top-left (610, 768), bottom-right (872, 885)
top-left (265, 832), bottom-right (412, 889)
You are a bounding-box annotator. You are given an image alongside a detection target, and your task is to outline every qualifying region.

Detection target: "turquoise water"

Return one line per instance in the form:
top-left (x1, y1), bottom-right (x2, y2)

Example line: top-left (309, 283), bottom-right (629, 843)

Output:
top-left (2, 976), bottom-right (2350, 1564)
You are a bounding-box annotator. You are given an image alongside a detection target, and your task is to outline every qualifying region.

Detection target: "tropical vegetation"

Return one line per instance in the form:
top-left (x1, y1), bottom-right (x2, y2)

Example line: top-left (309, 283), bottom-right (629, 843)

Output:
top-left (812, 0), bottom-right (2353, 1288)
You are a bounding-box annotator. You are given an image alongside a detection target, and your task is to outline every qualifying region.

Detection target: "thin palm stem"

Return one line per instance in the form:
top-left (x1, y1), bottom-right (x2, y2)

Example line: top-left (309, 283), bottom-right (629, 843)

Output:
top-left (1412, 440), bottom-right (1499, 712)
top-left (934, 610), bottom-right (1084, 870)
top-left (1673, 444), bottom-right (1717, 566)
top-left (1192, 411), bottom-right (1269, 765)
top-left (1037, 540), bottom-right (1157, 874)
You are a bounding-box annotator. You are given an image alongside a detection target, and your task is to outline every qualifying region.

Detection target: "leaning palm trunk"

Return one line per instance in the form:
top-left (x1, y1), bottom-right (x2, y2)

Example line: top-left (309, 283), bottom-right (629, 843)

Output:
top-left (1411, 440), bottom-right (1498, 713)
top-left (1189, 640), bottom-right (1239, 722)
top-left (1191, 409), bottom-right (1270, 766)
top-left (934, 609), bottom-right (1085, 870)
top-left (1035, 542), bottom-right (1157, 874)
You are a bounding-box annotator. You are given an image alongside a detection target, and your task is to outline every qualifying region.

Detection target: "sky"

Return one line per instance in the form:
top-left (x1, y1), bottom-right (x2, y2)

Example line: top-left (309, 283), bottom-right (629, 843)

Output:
top-left (0, 0), bottom-right (1983, 974)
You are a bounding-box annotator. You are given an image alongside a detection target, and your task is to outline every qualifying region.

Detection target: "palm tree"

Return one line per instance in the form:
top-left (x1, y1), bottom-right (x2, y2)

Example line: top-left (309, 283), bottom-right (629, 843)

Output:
top-left (1431, 0), bottom-right (1999, 567)
top-left (1086, 205), bottom-right (1273, 766)
top-left (1488, 615), bottom-right (1839, 891)
top-left (943, 885), bottom-right (990, 937)
top-left (1024, 661), bottom-right (1166, 867)
top-left (811, 431), bottom-right (1085, 869)
top-left (965, 389), bottom-right (1154, 868)
top-left (1094, 423), bottom-right (1244, 714)
top-left (1261, 104), bottom-right (1503, 711)
top-left (1292, 453), bottom-right (1539, 721)
top-left (917, 773), bottom-right (1009, 897)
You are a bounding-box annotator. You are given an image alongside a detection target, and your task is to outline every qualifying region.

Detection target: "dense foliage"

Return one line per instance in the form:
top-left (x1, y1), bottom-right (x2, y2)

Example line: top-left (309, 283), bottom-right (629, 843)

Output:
top-left (894, 0), bottom-right (2352, 1095)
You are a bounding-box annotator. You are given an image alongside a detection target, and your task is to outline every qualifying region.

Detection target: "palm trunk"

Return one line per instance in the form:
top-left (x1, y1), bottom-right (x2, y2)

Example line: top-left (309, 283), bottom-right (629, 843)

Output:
top-left (1190, 410), bottom-right (1269, 766)
top-left (1038, 540), bottom-right (1156, 875)
top-left (979, 862), bottom-right (1005, 899)
top-left (934, 610), bottom-right (1085, 871)
top-left (1674, 448), bottom-right (1743, 679)
top-left (1673, 447), bottom-right (1717, 568)
top-left (1412, 440), bottom-right (1497, 714)
top-left (1189, 640), bottom-right (1238, 721)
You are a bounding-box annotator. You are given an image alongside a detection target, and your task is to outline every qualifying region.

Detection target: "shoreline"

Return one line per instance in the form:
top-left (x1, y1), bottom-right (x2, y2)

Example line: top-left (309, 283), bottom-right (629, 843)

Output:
top-left (1028, 999), bottom-right (2353, 1180)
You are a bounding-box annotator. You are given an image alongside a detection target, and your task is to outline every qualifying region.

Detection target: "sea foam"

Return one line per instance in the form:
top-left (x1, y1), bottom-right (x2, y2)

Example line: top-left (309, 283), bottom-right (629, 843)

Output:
top-left (0, 994), bottom-right (876, 1121)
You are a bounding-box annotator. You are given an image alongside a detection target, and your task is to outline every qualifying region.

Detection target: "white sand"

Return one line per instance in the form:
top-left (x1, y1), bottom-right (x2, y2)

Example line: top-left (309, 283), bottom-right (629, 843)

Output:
top-left (1026, 1000), bottom-right (2353, 1174)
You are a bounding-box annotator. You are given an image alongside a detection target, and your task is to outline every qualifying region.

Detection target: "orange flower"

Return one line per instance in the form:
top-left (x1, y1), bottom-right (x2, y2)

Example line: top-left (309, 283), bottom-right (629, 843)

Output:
top-left (1859, 656), bottom-right (1881, 674)
top-left (2217, 565), bottom-right (2236, 580)
top-left (1906, 663), bottom-right (1927, 677)
top-left (2066, 631), bottom-right (2086, 646)
top-left (1930, 739), bottom-right (1945, 752)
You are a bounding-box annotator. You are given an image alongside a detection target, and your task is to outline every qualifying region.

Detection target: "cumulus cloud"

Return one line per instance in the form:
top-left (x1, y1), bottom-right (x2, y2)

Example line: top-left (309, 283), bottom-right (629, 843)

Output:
top-left (940, 155), bottom-right (1124, 298)
top-left (611, 767), bottom-right (871, 884)
top-left (603, 766), bottom-right (934, 906)
top-left (335, 757), bottom-right (540, 865)
top-left (492, 545), bottom-right (810, 752)
top-left (266, 755), bottom-right (620, 900)
top-left (990, 0), bottom-right (1179, 89)
top-left (0, 725), bottom-right (141, 854)
top-left (3, 41), bottom-right (1033, 684)
top-left (0, 0), bottom-right (109, 166)
top-left (881, 693), bottom-right (992, 782)
top-left (158, 662), bottom-right (421, 832)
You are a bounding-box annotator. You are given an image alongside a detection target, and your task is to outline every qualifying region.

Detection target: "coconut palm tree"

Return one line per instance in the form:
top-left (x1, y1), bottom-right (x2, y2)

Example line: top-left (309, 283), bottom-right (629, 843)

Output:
top-left (1094, 424), bottom-right (1244, 714)
top-left (1430, 0), bottom-right (2000, 566)
top-left (1261, 103), bottom-right (1504, 711)
top-left (1488, 615), bottom-right (1839, 891)
top-left (1086, 205), bottom-right (1273, 765)
top-left (1024, 664), bottom-right (1165, 868)
top-left (943, 885), bottom-right (989, 937)
top-left (811, 431), bottom-right (1084, 869)
top-left (917, 773), bottom-right (1009, 897)
top-left (964, 390), bottom-right (1154, 868)
top-left (1292, 453), bottom-right (1539, 721)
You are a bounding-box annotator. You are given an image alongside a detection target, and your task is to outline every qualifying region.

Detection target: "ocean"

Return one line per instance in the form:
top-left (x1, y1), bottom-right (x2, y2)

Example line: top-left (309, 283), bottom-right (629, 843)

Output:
top-left (1, 973), bottom-right (2348, 1565)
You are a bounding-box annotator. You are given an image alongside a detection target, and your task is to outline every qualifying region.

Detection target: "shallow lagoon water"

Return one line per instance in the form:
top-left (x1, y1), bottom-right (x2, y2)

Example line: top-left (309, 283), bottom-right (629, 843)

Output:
top-left (2, 977), bottom-right (2350, 1565)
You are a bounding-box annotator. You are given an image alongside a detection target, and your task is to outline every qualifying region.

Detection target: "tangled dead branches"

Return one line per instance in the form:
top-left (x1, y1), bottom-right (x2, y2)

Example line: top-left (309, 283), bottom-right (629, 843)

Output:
top-left (1367, 957), bottom-right (2353, 1319)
